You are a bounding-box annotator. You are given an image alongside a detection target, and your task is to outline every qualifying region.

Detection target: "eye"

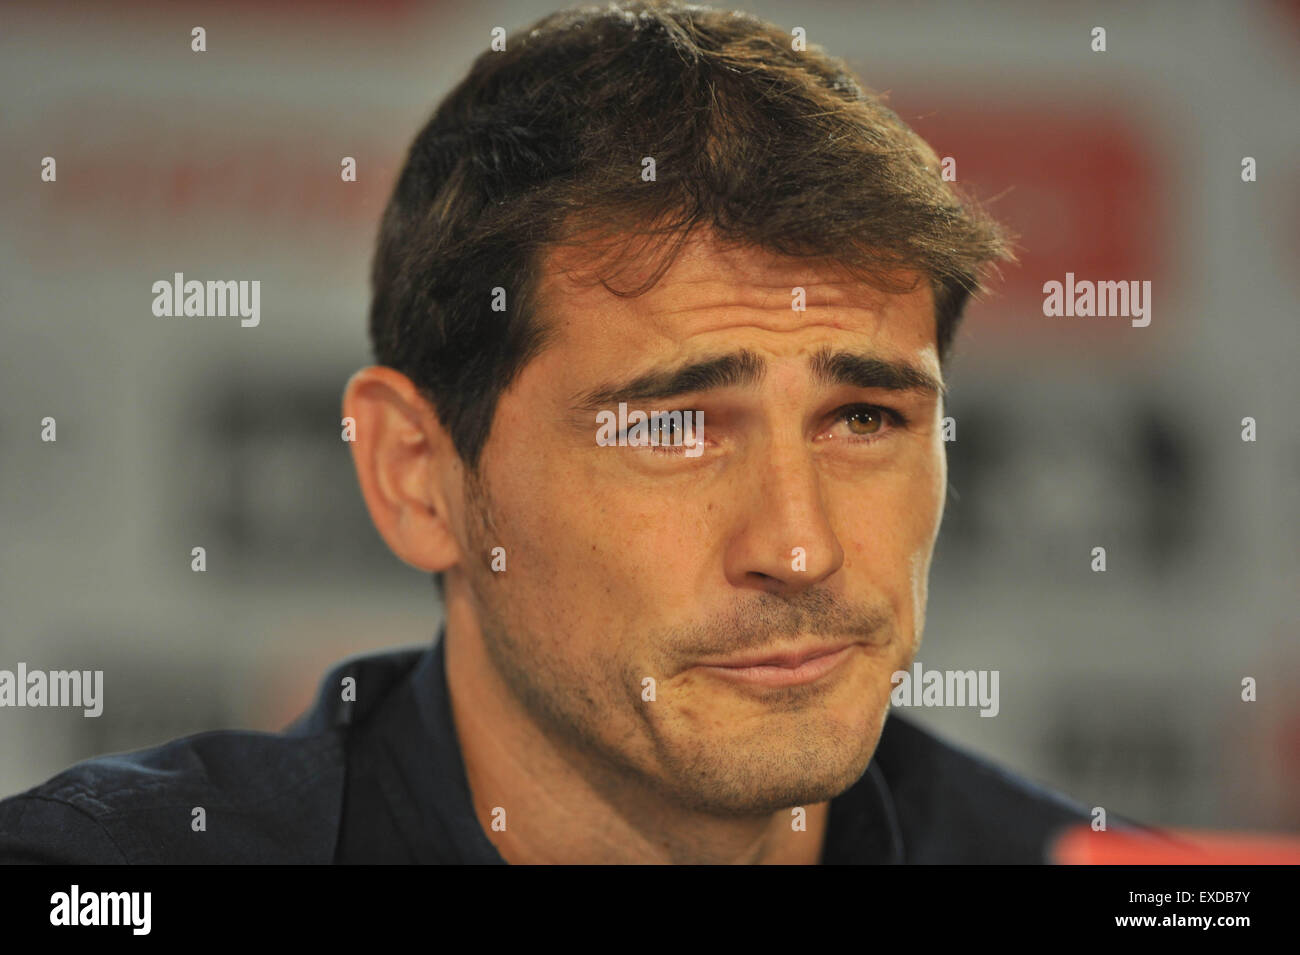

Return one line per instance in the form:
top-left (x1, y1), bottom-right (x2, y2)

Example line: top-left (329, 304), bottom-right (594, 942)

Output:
top-left (652, 414), bottom-right (680, 443)
top-left (828, 404), bottom-right (905, 444)
top-left (647, 411), bottom-right (705, 455)
top-left (612, 410), bottom-right (707, 456)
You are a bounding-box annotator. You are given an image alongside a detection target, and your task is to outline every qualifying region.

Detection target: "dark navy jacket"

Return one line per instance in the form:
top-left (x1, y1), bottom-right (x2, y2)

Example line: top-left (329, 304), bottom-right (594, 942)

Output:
top-left (0, 629), bottom-right (1098, 863)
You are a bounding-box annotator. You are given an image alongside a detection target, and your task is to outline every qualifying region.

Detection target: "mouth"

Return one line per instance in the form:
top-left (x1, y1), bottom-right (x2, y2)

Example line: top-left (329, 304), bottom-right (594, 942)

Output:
top-left (693, 642), bottom-right (861, 688)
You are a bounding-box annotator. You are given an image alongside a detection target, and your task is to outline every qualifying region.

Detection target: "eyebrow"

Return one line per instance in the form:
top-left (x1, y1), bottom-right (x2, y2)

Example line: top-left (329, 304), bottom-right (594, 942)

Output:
top-left (569, 346), bottom-right (946, 413)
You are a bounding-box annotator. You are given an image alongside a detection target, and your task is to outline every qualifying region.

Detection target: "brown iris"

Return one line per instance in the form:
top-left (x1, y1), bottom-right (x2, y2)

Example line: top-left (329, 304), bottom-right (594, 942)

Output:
top-left (845, 408), bottom-right (883, 435)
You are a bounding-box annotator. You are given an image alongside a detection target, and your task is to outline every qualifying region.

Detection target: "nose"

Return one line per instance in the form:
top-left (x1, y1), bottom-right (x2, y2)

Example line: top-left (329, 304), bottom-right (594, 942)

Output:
top-left (721, 431), bottom-right (844, 594)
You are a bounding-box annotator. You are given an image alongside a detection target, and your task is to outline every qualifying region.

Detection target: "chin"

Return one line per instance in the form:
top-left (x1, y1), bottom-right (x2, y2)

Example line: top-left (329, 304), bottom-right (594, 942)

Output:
top-left (657, 714), bottom-right (881, 815)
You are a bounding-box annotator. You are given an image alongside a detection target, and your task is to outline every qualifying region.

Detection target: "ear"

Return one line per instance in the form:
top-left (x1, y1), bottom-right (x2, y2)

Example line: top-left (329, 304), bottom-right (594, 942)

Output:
top-left (342, 366), bottom-right (464, 574)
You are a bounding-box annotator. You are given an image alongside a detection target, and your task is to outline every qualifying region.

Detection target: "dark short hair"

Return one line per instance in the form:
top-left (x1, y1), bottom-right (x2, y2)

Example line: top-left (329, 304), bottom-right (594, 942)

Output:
top-left (368, 0), bottom-right (1013, 594)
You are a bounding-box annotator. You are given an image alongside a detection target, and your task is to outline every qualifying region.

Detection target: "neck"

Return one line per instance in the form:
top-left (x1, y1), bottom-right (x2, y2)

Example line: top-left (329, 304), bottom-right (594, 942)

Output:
top-left (441, 590), bottom-right (829, 864)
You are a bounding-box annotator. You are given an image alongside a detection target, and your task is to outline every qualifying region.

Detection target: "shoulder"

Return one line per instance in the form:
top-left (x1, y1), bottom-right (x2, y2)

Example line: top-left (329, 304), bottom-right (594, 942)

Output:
top-left (0, 646), bottom-right (427, 864)
top-left (0, 730), bottom-right (342, 864)
top-left (874, 712), bottom-right (1099, 863)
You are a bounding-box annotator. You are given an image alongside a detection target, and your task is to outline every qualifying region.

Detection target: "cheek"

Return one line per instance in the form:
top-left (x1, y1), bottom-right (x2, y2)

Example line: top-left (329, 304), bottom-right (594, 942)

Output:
top-left (921, 442), bottom-right (948, 542)
top-left (466, 436), bottom-right (575, 604)
top-left (905, 447), bottom-right (946, 635)
top-left (483, 437), bottom-right (659, 606)
top-left (839, 448), bottom-right (945, 594)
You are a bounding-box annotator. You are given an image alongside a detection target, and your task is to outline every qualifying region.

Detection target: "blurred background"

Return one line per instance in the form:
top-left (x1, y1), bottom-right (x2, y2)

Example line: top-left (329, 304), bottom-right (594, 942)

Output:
top-left (1, 0), bottom-right (1296, 833)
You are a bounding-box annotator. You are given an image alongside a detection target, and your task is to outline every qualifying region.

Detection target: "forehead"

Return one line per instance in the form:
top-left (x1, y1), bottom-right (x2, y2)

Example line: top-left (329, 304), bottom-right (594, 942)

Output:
top-left (532, 229), bottom-right (937, 364)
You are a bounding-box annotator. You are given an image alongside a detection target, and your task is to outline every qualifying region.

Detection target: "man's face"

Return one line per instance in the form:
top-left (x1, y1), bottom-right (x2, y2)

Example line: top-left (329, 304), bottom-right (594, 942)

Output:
top-left (457, 230), bottom-right (947, 814)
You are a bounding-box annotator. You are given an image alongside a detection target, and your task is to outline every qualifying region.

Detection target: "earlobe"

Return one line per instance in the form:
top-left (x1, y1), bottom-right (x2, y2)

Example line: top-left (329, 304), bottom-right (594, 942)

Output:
top-left (342, 366), bottom-right (464, 574)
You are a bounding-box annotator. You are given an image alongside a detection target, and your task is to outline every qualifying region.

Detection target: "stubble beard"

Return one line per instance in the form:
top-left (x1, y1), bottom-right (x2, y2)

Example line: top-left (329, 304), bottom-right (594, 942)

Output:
top-left (459, 465), bottom-right (894, 818)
